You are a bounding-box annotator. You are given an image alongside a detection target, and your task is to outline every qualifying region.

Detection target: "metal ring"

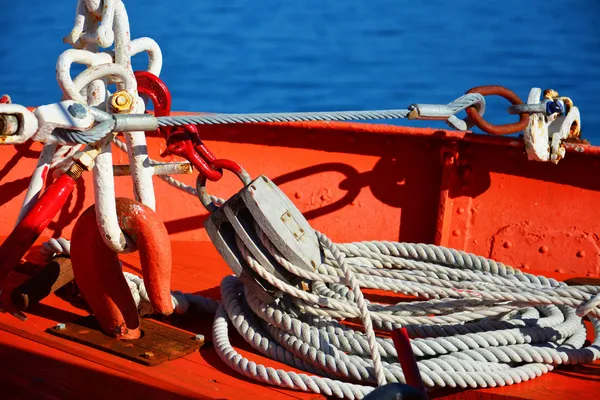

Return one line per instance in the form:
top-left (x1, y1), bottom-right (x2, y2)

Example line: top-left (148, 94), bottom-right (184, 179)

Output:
top-left (465, 86), bottom-right (529, 135)
top-left (196, 159), bottom-right (252, 213)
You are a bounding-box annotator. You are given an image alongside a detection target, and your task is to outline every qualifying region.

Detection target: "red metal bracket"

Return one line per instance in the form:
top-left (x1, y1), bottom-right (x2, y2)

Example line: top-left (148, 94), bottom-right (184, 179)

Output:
top-left (70, 197), bottom-right (173, 339)
top-left (134, 71), bottom-right (228, 181)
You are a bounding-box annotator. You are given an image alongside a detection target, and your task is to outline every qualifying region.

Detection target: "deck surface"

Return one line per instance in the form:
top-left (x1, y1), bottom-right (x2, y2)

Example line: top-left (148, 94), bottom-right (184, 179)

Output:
top-left (0, 240), bottom-right (599, 400)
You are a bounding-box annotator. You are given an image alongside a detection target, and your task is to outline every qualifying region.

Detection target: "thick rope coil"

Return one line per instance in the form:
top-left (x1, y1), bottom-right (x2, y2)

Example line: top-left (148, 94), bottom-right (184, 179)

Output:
top-left (52, 222), bottom-right (600, 399)
top-left (44, 165), bottom-right (600, 399)
top-left (121, 228), bottom-right (600, 398)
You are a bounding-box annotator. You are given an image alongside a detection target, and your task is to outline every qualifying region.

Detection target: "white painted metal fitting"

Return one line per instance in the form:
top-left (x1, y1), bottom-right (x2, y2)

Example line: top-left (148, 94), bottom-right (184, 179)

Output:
top-left (523, 88), bottom-right (582, 164)
top-left (0, 104), bottom-right (39, 145)
top-left (549, 107), bottom-right (581, 164)
top-left (32, 101), bottom-right (95, 143)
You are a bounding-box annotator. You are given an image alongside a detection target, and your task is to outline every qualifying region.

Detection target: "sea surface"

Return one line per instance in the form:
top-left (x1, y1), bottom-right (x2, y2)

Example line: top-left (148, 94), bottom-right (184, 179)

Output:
top-left (1, 1), bottom-right (599, 141)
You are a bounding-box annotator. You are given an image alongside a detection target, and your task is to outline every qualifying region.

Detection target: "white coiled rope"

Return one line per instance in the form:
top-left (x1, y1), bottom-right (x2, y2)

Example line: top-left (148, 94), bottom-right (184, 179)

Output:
top-left (42, 221), bottom-right (600, 399)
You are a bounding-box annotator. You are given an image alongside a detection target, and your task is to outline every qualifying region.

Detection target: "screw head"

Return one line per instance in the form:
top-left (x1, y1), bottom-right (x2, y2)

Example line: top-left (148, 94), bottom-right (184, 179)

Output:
top-left (54, 323), bottom-right (66, 330)
top-left (193, 334), bottom-right (205, 342)
top-left (141, 351), bottom-right (154, 359)
top-left (67, 103), bottom-right (88, 119)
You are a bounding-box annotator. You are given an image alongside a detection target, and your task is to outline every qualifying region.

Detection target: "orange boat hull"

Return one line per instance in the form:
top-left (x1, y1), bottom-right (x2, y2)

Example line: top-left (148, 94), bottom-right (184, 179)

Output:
top-left (1, 120), bottom-right (599, 399)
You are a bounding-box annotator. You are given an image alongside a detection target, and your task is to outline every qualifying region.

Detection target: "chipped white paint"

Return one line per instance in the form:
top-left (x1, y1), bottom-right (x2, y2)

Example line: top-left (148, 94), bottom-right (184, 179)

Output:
top-left (93, 140), bottom-right (136, 253)
top-left (59, 0), bottom-right (158, 250)
top-left (56, 49), bottom-right (112, 105)
top-left (549, 106), bottom-right (580, 164)
top-left (65, 0), bottom-right (116, 49)
top-left (524, 113), bottom-right (550, 162)
top-left (0, 0), bottom-right (164, 251)
top-left (0, 103), bottom-right (39, 144)
top-left (130, 37), bottom-right (163, 76)
top-left (32, 101), bottom-right (95, 143)
top-left (71, 64), bottom-right (137, 103)
top-left (123, 100), bottom-right (156, 210)
top-left (523, 88), bottom-right (580, 164)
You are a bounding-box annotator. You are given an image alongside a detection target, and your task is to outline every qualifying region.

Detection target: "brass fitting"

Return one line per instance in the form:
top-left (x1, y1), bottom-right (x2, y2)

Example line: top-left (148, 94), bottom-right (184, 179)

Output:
top-left (110, 91), bottom-right (135, 114)
top-left (65, 162), bottom-right (85, 180)
top-left (72, 148), bottom-right (101, 171)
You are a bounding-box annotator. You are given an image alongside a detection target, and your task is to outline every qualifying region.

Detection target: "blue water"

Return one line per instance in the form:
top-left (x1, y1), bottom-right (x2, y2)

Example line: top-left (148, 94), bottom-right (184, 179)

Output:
top-left (1, 1), bottom-right (599, 140)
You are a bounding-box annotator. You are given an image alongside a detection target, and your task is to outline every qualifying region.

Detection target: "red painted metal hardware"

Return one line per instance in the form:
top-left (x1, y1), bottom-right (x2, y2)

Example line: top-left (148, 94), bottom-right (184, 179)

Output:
top-left (391, 327), bottom-right (428, 399)
top-left (134, 71), bottom-right (171, 119)
top-left (70, 197), bottom-right (173, 339)
top-left (135, 71), bottom-right (226, 181)
top-left (465, 85), bottom-right (529, 135)
top-left (134, 70), bottom-right (197, 137)
top-left (196, 158), bottom-right (247, 191)
top-left (165, 130), bottom-right (223, 181)
top-left (0, 172), bottom-right (78, 288)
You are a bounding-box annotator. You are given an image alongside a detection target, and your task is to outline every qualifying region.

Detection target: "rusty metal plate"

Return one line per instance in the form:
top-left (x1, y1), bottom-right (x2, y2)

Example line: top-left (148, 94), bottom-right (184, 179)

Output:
top-left (46, 315), bottom-right (204, 366)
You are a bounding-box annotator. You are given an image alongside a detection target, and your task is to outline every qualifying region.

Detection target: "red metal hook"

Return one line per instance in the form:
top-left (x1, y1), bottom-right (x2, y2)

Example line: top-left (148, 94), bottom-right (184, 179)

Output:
top-left (135, 71), bottom-right (224, 181)
top-left (70, 198), bottom-right (173, 339)
top-left (164, 129), bottom-right (223, 181)
top-left (134, 71), bottom-right (171, 118)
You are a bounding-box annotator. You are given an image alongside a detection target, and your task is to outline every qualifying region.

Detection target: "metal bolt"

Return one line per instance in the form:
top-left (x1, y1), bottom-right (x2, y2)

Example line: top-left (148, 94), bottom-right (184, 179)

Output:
top-left (68, 103), bottom-right (88, 119)
top-left (503, 241), bottom-right (512, 249)
top-left (54, 323), bottom-right (66, 330)
top-left (193, 334), bottom-right (205, 342)
top-left (110, 90), bottom-right (134, 113)
top-left (577, 250), bottom-right (586, 258)
top-left (141, 351), bottom-right (154, 359)
top-left (456, 208), bottom-right (465, 215)
top-left (539, 246), bottom-right (549, 254)
top-left (452, 229), bottom-right (461, 237)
